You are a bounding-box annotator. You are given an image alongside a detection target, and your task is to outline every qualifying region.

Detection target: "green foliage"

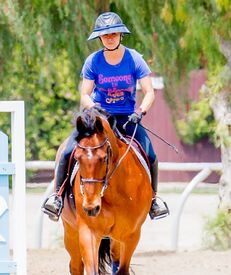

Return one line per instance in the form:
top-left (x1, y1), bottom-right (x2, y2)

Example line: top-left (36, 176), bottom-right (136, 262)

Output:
top-left (1, 0), bottom-right (231, 159)
top-left (207, 65), bottom-right (231, 94)
top-left (0, 48), bottom-right (79, 160)
top-left (0, 0), bottom-right (96, 160)
top-left (176, 60), bottom-right (231, 145)
top-left (203, 209), bottom-right (231, 250)
top-left (176, 97), bottom-right (215, 145)
top-left (207, 65), bottom-right (231, 148)
top-left (155, 0), bottom-right (227, 117)
top-left (114, 1), bottom-right (230, 145)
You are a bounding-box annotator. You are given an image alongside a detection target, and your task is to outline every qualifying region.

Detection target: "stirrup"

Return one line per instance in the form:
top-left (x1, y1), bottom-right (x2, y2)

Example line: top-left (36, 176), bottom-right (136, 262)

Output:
top-left (149, 196), bottom-right (170, 220)
top-left (41, 193), bottom-right (63, 222)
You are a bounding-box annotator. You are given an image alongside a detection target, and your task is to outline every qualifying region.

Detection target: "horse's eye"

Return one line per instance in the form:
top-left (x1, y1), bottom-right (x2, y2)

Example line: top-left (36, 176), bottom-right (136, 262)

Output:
top-left (99, 155), bottom-right (107, 163)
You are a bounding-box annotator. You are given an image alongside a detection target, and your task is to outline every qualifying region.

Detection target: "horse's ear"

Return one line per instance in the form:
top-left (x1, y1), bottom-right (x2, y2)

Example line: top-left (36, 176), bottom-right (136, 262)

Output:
top-left (95, 116), bottom-right (104, 133)
top-left (76, 116), bottom-right (86, 134)
top-left (107, 115), bottom-right (117, 130)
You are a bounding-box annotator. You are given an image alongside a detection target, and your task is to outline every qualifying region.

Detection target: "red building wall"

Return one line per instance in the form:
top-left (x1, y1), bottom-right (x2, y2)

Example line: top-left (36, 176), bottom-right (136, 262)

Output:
top-left (139, 70), bottom-right (221, 182)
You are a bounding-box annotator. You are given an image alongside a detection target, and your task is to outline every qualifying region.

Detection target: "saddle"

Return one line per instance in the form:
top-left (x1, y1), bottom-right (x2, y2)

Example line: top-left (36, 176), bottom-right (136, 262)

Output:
top-left (123, 135), bottom-right (150, 168)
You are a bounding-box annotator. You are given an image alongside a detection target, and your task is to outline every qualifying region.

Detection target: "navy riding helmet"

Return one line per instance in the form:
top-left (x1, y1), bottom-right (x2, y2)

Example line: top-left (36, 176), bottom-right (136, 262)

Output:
top-left (88, 12), bottom-right (131, 41)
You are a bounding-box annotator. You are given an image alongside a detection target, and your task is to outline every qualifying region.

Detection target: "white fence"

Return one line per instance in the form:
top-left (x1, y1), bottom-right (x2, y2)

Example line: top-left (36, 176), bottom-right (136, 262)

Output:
top-left (0, 101), bottom-right (26, 275)
top-left (27, 161), bottom-right (222, 251)
top-left (26, 161), bottom-right (222, 172)
top-left (161, 162), bottom-right (221, 250)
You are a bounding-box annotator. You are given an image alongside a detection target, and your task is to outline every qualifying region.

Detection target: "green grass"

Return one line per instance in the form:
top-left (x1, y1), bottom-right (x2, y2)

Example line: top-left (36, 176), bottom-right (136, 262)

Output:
top-left (203, 209), bottom-right (231, 250)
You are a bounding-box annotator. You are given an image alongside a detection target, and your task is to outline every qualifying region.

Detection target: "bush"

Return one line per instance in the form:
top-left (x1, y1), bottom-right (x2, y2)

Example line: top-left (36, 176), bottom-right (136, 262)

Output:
top-left (176, 97), bottom-right (215, 145)
top-left (0, 50), bottom-right (80, 160)
top-left (203, 209), bottom-right (231, 250)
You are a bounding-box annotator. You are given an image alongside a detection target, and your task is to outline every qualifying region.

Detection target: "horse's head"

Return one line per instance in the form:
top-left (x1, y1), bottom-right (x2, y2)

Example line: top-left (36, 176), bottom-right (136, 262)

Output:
top-left (75, 108), bottom-right (113, 217)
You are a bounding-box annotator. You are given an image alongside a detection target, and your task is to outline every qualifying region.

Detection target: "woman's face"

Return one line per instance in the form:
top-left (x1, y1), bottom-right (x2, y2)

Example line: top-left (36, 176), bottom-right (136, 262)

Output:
top-left (100, 32), bottom-right (121, 50)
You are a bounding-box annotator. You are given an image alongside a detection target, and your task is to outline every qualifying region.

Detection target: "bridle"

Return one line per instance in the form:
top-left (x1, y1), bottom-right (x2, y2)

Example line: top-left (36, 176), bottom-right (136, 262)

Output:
top-left (77, 122), bottom-right (139, 198)
top-left (77, 137), bottom-right (112, 197)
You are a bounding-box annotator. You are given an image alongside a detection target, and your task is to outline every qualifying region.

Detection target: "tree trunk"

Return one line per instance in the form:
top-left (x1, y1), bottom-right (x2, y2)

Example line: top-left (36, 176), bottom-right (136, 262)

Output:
top-left (211, 89), bottom-right (231, 210)
top-left (211, 39), bottom-right (231, 210)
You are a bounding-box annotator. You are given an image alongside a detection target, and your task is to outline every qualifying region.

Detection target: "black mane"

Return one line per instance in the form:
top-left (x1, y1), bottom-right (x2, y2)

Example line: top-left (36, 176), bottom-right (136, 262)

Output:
top-left (76, 106), bottom-right (115, 142)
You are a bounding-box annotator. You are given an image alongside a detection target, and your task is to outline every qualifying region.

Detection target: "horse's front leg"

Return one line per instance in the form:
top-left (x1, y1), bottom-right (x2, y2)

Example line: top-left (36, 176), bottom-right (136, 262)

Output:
top-left (110, 239), bottom-right (120, 274)
top-left (116, 230), bottom-right (141, 275)
top-left (63, 220), bottom-right (84, 275)
top-left (78, 219), bottom-right (101, 275)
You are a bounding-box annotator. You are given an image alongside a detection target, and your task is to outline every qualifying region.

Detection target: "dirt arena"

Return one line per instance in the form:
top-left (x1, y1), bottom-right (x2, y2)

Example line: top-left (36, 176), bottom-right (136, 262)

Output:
top-left (15, 184), bottom-right (231, 274)
top-left (28, 248), bottom-right (231, 275)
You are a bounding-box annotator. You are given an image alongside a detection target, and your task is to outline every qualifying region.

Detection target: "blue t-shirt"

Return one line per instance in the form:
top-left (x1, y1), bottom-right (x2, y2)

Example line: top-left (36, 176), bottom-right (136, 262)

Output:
top-left (81, 47), bottom-right (151, 115)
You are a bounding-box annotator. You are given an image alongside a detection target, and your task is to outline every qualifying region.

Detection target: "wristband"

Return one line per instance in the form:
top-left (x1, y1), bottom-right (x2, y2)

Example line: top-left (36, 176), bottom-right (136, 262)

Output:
top-left (136, 108), bottom-right (146, 116)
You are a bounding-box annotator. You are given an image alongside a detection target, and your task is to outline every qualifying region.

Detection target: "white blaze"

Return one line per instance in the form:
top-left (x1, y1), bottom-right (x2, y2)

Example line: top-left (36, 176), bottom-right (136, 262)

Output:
top-left (87, 149), bottom-right (93, 159)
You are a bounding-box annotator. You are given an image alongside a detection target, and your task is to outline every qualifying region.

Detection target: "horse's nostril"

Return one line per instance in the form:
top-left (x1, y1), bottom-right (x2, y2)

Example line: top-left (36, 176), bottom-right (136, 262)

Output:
top-left (83, 205), bottom-right (101, 217)
top-left (95, 205), bottom-right (100, 213)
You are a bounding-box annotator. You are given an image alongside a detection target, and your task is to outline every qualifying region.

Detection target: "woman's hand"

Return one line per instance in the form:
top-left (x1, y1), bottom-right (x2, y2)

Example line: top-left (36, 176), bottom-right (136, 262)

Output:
top-left (128, 111), bottom-right (145, 124)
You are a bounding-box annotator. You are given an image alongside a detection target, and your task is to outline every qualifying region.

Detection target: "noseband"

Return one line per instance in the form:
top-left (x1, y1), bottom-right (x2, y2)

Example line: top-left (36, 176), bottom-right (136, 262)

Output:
top-left (77, 137), bottom-right (111, 197)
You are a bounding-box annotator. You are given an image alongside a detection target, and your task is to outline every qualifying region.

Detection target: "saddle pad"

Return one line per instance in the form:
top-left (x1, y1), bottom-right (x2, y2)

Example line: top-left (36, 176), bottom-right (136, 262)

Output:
top-left (121, 136), bottom-right (151, 182)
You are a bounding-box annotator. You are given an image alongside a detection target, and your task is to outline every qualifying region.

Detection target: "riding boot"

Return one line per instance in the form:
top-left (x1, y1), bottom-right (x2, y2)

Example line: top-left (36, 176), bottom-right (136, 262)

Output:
top-left (42, 155), bottom-right (67, 221)
top-left (149, 158), bottom-right (169, 220)
top-left (42, 131), bottom-right (78, 222)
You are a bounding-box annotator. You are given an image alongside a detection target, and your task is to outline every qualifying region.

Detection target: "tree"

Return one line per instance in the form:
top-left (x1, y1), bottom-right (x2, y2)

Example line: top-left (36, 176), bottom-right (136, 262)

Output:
top-left (115, 1), bottom-right (231, 210)
top-left (155, 0), bottom-right (231, 211)
top-left (0, 1), bottom-right (230, 211)
top-left (0, 0), bottom-right (98, 159)
top-left (207, 41), bottom-right (231, 209)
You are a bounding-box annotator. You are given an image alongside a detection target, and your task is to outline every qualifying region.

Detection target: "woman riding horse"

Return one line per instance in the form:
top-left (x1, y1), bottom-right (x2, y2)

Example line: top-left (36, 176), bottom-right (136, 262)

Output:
top-left (43, 11), bottom-right (168, 221)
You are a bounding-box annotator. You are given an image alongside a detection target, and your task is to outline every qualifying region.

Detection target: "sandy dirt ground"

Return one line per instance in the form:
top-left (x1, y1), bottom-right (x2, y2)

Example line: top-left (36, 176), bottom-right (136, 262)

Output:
top-left (28, 248), bottom-right (231, 275)
top-left (10, 183), bottom-right (231, 274)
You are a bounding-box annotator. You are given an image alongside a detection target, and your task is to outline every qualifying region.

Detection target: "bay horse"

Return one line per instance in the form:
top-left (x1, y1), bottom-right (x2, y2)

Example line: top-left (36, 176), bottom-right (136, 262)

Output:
top-left (60, 108), bottom-right (152, 275)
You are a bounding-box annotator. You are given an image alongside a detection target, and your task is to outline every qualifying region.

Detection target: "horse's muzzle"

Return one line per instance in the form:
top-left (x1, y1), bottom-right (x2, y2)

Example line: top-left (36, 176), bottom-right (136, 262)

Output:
top-left (83, 205), bottom-right (101, 217)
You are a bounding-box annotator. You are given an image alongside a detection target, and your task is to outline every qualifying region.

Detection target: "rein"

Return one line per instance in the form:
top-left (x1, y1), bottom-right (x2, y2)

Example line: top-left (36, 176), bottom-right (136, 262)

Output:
top-left (105, 123), bottom-right (138, 182)
top-left (77, 123), bottom-right (138, 197)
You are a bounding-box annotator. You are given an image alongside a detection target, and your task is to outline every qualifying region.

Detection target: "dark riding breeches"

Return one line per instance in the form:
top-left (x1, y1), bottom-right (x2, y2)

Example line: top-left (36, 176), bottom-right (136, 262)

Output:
top-left (114, 115), bottom-right (156, 165)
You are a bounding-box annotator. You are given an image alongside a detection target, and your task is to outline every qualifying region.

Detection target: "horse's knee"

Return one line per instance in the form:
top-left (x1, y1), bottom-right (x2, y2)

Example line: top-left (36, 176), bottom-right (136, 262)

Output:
top-left (110, 240), bottom-right (120, 262)
top-left (69, 260), bottom-right (84, 275)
